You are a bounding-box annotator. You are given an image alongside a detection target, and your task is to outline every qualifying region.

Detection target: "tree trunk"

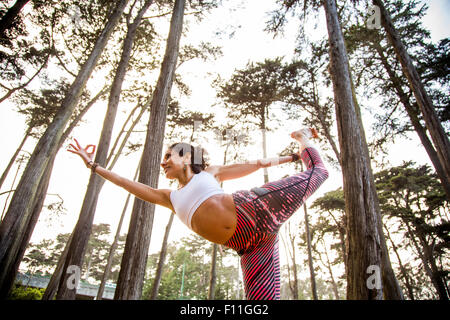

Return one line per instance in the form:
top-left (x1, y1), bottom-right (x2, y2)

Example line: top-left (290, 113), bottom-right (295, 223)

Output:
top-left (349, 63), bottom-right (404, 300)
top-left (304, 204), bottom-right (317, 300)
top-left (114, 0), bottom-right (185, 300)
top-left (0, 126), bottom-right (31, 191)
top-left (301, 161), bottom-right (317, 300)
top-left (311, 73), bottom-right (341, 163)
top-left (322, 0), bottom-right (383, 300)
top-left (373, 42), bottom-right (450, 199)
top-left (288, 224), bottom-right (299, 299)
top-left (148, 212), bottom-right (174, 300)
top-left (328, 211), bottom-right (347, 276)
top-left (413, 220), bottom-right (448, 300)
top-left (207, 143), bottom-right (230, 299)
top-left (383, 223), bottom-right (414, 300)
top-left (0, 0), bottom-right (128, 299)
top-left (32, 87), bottom-right (109, 301)
top-left (0, 0), bottom-right (30, 36)
top-left (207, 243), bottom-right (218, 300)
top-left (96, 194), bottom-right (130, 300)
top-left (56, 0), bottom-right (151, 300)
top-left (1, 158), bottom-right (22, 221)
top-left (403, 216), bottom-right (446, 299)
top-left (107, 102), bottom-right (149, 171)
top-left (42, 234), bottom-right (73, 300)
top-left (10, 87), bottom-right (105, 299)
top-left (321, 239), bottom-right (340, 300)
top-left (0, 85), bottom-right (107, 299)
top-left (2, 154), bottom-right (53, 298)
top-left (96, 162), bottom-right (140, 300)
top-left (260, 107), bottom-right (269, 183)
top-left (373, 0), bottom-right (450, 188)
top-left (106, 103), bottom-right (144, 166)
top-left (83, 250), bottom-right (92, 281)
top-left (149, 121), bottom-right (198, 300)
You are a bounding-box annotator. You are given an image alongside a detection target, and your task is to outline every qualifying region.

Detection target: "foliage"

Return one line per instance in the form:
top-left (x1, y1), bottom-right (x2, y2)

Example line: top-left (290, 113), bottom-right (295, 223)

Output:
top-left (21, 224), bottom-right (126, 283)
top-left (375, 162), bottom-right (449, 299)
top-left (343, 0), bottom-right (450, 152)
top-left (142, 234), bottom-right (240, 300)
top-left (216, 58), bottom-right (292, 130)
top-left (8, 284), bottom-right (45, 300)
top-left (309, 162), bottom-right (449, 299)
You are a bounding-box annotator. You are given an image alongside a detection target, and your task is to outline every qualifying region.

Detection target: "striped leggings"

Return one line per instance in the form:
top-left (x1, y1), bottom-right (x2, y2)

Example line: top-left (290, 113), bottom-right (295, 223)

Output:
top-left (224, 147), bottom-right (329, 300)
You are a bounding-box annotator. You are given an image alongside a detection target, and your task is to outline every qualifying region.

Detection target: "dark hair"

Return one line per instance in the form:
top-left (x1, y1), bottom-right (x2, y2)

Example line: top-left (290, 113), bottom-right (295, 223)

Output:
top-left (169, 142), bottom-right (209, 174)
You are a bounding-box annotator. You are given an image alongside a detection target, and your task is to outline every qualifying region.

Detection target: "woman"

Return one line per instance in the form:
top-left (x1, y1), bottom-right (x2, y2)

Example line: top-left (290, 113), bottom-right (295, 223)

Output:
top-left (68, 128), bottom-right (329, 300)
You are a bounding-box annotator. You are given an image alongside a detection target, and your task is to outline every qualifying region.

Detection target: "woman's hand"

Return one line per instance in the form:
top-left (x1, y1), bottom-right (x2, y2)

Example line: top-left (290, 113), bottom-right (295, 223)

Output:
top-left (67, 138), bottom-right (96, 168)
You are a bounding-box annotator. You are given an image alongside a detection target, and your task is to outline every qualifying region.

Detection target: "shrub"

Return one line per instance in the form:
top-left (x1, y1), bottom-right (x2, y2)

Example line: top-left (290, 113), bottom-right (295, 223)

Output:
top-left (8, 285), bottom-right (45, 300)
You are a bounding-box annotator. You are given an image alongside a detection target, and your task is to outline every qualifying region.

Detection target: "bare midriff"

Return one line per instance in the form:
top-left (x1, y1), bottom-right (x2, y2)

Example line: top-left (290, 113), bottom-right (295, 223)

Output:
top-left (190, 193), bottom-right (237, 244)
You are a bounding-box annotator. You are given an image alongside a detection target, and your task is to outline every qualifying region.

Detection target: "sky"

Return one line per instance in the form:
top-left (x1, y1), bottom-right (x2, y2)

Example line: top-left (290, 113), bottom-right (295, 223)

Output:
top-left (0, 0), bottom-right (449, 280)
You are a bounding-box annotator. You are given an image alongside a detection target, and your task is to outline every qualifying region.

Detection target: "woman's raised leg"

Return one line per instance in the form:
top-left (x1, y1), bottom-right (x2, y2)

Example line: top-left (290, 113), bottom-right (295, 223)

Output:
top-left (251, 128), bottom-right (329, 234)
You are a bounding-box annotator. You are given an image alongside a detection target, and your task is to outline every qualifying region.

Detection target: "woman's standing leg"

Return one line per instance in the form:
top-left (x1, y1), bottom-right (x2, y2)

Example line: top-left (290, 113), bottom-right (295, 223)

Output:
top-left (240, 233), bottom-right (280, 300)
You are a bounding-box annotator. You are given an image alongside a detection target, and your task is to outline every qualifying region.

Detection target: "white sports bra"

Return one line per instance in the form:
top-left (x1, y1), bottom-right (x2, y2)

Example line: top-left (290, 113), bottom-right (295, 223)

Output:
top-left (170, 171), bottom-right (224, 230)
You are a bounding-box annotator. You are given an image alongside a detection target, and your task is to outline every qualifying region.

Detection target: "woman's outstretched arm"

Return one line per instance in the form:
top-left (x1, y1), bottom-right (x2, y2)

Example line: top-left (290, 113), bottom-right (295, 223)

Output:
top-left (208, 155), bottom-right (295, 182)
top-left (68, 139), bottom-right (174, 211)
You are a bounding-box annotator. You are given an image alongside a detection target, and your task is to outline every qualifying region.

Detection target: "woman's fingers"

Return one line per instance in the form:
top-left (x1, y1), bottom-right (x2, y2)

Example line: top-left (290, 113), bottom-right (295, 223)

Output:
top-left (74, 138), bottom-right (82, 149)
top-left (86, 144), bottom-right (96, 154)
top-left (68, 143), bottom-right (79, 151)
top-left (68, 139), bottom-right (96, 164)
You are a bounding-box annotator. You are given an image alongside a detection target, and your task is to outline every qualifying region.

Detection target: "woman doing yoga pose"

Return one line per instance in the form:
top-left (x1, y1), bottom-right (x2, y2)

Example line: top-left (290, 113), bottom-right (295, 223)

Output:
top-left (68, 128), bottom-right (329, 300)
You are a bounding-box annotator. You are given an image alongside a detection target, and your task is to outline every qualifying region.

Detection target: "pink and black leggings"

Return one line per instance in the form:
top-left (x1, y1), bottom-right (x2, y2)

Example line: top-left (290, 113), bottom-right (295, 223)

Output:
top-left (224, 147), bottom-right (329, 300)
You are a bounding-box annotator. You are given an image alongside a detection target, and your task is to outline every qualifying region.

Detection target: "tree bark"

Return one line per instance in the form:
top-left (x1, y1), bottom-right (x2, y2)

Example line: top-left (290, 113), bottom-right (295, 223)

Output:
top-left (55, 0), bottom-right (151, 300)
top-left (207, 142), bottom-right (231, 300)
top-left (322, 0), bottom-right (383, 300)
top-left (96, 195), bottom-right (129, 300)
top-left (207, 243), bottom-right (218, 300)
top-left (41, 233), bottom-right (73, 300)
top-left (148, 212), bottom-right (174, 300)
top-left (34, 86), bottom-right (110, 301)
top-left (403, 215), bottom-right (446, 299)
top-left (373, 0), bottom-right (450, 190)
top-left (310, 72), bottom-right (341, 163)
top-left (287, 224), bottom-right (299, 300)
top-left (96, 162), bottom-right (140, 300)
top-left (0, 0), bottom-right (128, 299)
top-left (412, 219), bottom-right (448, 300)
top-left (383, 223), bottom-right (414, 300)
top-left (0, 85), bottom-right (107, 299)
top-left (301, 162), bottom-right (317, 300)
top-left (114, 0), bottom-right (185, 300)
top-left (304, 204), bottom-right (317, 300)
top-left (261, 107), bottom-right (269, 183)
top-left (149, 109), bottom-right (202, 300)
top-left (349, 63), bottom-right (404, 300)
top-left (321, 238), bottom-right (340, 299)
top-left (2, 154), bottom-right (53, 298)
